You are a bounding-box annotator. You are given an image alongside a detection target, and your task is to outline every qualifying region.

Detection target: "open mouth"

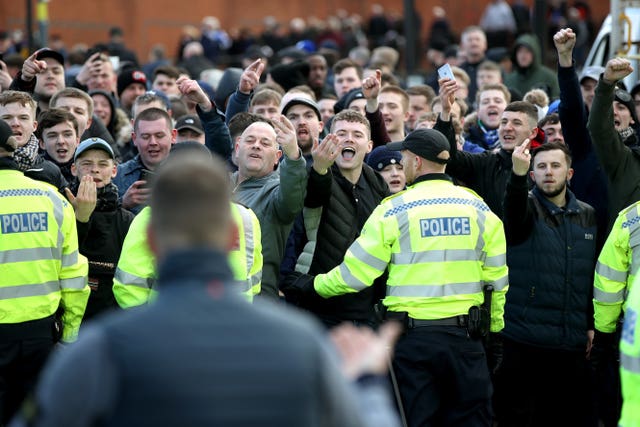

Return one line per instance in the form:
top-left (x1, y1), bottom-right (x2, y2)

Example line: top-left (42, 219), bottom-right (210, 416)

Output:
top-left (502, 135), bottom-right (515, 143)
top-left (341, 147), bottom-right (356, 160)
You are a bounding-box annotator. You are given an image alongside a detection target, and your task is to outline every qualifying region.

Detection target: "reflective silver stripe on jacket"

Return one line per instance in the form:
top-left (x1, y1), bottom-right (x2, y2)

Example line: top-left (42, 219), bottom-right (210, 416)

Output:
top-left (339, 263), bottom-right (370, 292)
top-left (485, 275), bottom-right (509, 291)
top-left (0, 281), bottom-right (59, 299)
top-left (594, 286), bottom-right (626, 304)
top-left (48, 190), bottom-right (66, 262)
top-left (387, 281), bottom-right (483, 298)
top-left (484, 253), bottom-right (507, 268)
top-left (349, 240), bottom-right (388, 271)
top-left (391, 248), bottom-right (479, 265)
top-left (0, 247), bottom-right (55, 264)
top-left (621, 352), bottom-right (640, 374)
top-left (596, 261), bottom-right (628, 283)
top-left (114, 267), bottom-right (155, 289)
top-left (59, 276), bottom-right (86, 290)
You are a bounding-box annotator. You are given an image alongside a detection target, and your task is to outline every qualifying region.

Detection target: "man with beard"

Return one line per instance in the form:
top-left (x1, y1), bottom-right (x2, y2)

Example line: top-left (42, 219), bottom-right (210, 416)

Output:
top-left (495, 140), bottom-right (597, 426)
top-left (282, 97), bottom-right (323, 161)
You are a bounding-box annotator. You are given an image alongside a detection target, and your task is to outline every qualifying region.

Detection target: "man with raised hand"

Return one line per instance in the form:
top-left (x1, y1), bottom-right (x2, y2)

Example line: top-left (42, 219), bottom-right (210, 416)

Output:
top-left (231, 115), bottom-right (307, 299)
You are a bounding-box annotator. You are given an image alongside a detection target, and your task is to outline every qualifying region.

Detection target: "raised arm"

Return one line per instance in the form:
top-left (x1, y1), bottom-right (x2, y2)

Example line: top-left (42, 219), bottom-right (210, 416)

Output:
top-left (177, 76), bottom-right (233, 161)
top-left (587, 58), bottom-right (634, 177)
top-left (554, 28), bottom-right (591, 160)
top-left (503, 139), bottom-right (535, 245)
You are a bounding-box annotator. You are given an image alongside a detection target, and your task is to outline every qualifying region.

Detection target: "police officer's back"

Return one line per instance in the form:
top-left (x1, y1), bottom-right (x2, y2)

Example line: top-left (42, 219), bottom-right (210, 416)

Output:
top-left (311, 128), bottom-right (509, 426)
top-left (0, 121), bottom-right (89, 424)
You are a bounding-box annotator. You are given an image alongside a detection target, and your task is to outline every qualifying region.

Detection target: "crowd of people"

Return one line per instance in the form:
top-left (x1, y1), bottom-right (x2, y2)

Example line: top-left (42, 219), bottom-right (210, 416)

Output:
top-left (1, 3), bottom-right (639, 427)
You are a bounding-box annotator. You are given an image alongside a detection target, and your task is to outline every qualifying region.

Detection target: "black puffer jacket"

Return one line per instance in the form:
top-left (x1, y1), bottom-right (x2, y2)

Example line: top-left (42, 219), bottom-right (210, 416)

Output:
top-left (293, 164), bottom-right (389, 326)
top-left (503, 174), bottom-right (597, 350)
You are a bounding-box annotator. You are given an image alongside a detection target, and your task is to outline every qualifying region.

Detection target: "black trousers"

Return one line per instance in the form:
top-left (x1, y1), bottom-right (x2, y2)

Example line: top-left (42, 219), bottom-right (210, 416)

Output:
top-left (392, 326), bottom-right (492, 427)
top-left (0, 316), bottom-right (56, 425)
top-left (493, 337), bottom-right (596, 427)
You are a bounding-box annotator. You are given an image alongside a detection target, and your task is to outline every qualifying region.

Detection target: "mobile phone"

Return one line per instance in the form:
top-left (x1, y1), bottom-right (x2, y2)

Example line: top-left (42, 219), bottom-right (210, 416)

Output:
top-left (437, 63), bottom-right (455, 81)
top-left (139, 169), bottom-right (155, 187)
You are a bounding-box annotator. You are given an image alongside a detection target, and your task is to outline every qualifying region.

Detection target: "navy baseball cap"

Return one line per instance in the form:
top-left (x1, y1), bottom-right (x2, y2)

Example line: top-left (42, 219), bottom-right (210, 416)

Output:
top-left (35, 48), bottom-right (65, 66)
top-left (74, 137), bottom-right (115, 161)
top-left (281, 97), bottom-right (321, 121)
top-left (387, 128), bottom-right (450, 164)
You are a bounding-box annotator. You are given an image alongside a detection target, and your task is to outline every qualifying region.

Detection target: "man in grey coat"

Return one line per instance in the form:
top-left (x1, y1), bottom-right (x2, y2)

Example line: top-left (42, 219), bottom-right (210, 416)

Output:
top-left (231, 117), bottom-right (308, 298)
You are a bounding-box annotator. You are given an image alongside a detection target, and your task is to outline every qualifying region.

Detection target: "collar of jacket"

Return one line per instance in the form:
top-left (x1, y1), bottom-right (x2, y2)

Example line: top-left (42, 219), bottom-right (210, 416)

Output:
top-left (532, 185), bottom-right (580, 215)
top-left (0, 156), bottom-right (20, 171)
top-left (412, 173), bottom-right (453, 185)
top-left (156, 247), bottom-right (234, 290)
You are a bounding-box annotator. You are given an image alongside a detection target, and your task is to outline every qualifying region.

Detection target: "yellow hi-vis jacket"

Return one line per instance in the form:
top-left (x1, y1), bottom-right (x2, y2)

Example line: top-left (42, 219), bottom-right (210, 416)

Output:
top-left (0, 168), bottom-right (89, 342)
top-left (620, 274), bottom-right (640, 427)
top-left (594, 201), bottom-right (640, 333)
top-left (314, 176), bottom-right (509, 331)
top-left (113, 203), bottom-right (262, 307)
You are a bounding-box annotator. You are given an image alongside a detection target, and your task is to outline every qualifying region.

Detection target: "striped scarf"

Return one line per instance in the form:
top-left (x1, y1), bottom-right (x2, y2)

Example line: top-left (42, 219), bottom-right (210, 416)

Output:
top-left (478, 121), bottom-right (500, 150)
top-left (13, 134), bottom-right (40, 171)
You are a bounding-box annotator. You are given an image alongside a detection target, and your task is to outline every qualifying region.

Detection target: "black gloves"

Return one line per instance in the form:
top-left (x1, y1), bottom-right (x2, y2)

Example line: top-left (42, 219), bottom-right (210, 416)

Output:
top-left (486, 332), bottom-right (504, 375)
top-left (590, 330), bottom-right (618, 370)
top-left (280, 272), bottom-right (324, 308)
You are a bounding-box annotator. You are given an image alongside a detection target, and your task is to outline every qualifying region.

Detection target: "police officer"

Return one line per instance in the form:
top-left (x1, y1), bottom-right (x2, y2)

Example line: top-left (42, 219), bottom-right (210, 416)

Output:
top-left (307, 128), bottom-right (509, 426)
top-left (113, 143), bottom-right (262, 306)
top-left (591, 200), bottom-right (640, 425)
top-left (0, 120), bottom-right (89, 424)
top-left (113, 203), bottom-right (262, 306)
top-left (619, 274), bottom-right (640, 427)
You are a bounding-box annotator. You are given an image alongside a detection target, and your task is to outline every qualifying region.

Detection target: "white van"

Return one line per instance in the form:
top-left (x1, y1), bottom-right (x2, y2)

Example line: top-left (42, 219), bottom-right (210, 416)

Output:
top-left (584, 4), bottom-right (640, 90)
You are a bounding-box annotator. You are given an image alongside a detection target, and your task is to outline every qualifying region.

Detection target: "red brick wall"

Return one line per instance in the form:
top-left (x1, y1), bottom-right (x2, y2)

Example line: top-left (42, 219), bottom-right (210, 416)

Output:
top-left (0, 0), bottom-right (611, 64)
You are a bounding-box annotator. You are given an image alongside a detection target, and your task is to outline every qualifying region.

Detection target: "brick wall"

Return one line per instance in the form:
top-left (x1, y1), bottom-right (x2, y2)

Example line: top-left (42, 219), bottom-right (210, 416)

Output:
top-left (0, 0), bottom-right (610, 65)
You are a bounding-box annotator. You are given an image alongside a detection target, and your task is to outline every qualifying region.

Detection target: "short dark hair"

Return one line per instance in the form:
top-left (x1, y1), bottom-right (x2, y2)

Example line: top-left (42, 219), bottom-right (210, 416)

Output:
top-left (150, 150), bottom-right (232, 250)
top-left (37, 108), bottom-right (79, 139)
top-left (330, 109), bottom-right (370, 138)
top-left (538, 113), bottom-right (560, 128)
top-left (332, 58), bottom-right (363, 79)
top-left (153, 65), bottom-right (181, 81)
top-left (532, 140), bottom-right (572, 167)
top-left (504, 101), bottom-right (538, 128)
top-left (406, 85), bottom-right (436, 104)
top-left (133, 107), bottom-right (172, 133)
top-left (228, 112), bottom-right (273, 140)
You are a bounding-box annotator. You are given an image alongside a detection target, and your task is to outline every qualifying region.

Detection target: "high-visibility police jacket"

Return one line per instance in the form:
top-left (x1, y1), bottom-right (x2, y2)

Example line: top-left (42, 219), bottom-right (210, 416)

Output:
top-left (113, 203), bottom-right (262, 307)
top-left (620, 274), bottom-right (640, 427)
top-left (594, 201), bottom-right (640, 333)
top-left (314, 174), bottom-right (509, 330)
top-left (0, 162), bottom-right (89, 342)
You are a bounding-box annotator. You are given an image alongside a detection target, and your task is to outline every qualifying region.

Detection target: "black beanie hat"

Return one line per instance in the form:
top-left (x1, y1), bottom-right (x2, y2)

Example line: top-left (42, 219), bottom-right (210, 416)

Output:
top-left (269, 60), bottom-right (310, 92)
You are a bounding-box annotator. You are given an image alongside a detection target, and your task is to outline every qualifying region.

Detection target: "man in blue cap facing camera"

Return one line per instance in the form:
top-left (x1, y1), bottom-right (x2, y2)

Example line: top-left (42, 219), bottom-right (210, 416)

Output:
top-left (68, 137), bottom-right (134, 319)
